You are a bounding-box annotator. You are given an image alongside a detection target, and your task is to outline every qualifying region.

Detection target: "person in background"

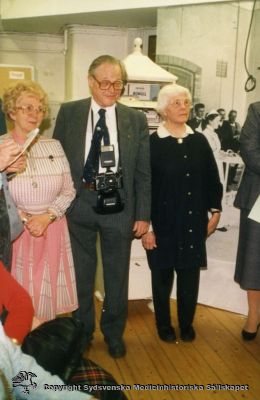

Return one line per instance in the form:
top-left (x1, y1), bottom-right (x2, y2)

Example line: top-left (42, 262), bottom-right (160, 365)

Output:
top-left (227, 109), bottom-right (241, 153)
top-left (53, 55), bottom-right (151, 358)
top-left (187, 102), bottom-right (206, 133)
top-left (142, 84), bottom-right (222, 342)
top-left (2, 80), bottom-right (78, 323)
top-left (202, 111), bottom-right (227, 232)
top-left (202, 110), bottom-right (224, 181)
top-left (234, 101), bottom-right (260, 341)
top-left (216, 108), bottom-right (234, 151)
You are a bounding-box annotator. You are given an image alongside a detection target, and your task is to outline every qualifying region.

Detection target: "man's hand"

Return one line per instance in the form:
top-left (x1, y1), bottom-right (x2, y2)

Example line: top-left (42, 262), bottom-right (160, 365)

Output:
top-left (0, 138), bottom-right (22, 171)
top-left (132, 220), bottom-right (149, 238)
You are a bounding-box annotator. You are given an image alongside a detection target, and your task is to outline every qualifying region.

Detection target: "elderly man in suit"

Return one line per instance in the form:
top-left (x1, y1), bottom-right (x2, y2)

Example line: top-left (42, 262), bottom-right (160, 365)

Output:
top-left (53, 55), bottom-right (151, 358)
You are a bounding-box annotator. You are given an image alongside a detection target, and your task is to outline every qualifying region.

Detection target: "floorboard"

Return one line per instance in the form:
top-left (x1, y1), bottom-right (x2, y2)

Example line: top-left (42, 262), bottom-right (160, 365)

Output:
top-left (86, 299), bottom-right (260, 400)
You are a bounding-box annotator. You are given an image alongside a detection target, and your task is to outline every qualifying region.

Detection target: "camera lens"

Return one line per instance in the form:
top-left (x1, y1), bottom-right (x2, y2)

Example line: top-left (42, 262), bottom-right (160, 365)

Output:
top-left (105, 176), bottom-right (115, 186)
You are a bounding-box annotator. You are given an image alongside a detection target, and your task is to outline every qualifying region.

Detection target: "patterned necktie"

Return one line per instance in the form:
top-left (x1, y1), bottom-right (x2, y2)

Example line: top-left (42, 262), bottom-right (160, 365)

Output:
top-left (83, 108), bottom-right (110, 183)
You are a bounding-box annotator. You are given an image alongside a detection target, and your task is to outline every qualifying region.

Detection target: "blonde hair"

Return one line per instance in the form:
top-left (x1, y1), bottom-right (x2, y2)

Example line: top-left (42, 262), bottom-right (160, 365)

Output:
top-left (2, 80), bottom-right (49, 121)
top-left (156, 84), bottom-right (192, 117)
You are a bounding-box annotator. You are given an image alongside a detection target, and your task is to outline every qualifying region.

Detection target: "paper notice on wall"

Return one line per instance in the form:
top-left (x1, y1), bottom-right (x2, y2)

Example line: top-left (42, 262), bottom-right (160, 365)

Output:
top-left (9, 71), bottom-right (25, 80)
top-left (248, 195), bottom-right (260, 223)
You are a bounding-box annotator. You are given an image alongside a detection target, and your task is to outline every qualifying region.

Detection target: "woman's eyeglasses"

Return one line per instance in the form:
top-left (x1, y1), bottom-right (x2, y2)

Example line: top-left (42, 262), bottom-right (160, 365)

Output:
top-left (170, 99), bottom-right (192, 108)
top-left (92, 75), bottom-right (125, 90)
top-left (16, 105), bottom-right (47, 115)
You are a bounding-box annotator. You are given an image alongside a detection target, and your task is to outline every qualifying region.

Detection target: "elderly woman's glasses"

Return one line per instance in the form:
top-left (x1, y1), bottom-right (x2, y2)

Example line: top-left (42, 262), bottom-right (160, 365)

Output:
top-left (170, 99), bottom-right (192, 108)
top-left (92, 75), bottom-right (125, 90)
top-left (16, 105), bottom-right (46, 115)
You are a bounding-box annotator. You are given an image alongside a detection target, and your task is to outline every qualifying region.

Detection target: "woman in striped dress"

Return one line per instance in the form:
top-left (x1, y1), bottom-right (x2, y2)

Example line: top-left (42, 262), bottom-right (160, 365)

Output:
top-left (2, 81), bottom-right (78, 322)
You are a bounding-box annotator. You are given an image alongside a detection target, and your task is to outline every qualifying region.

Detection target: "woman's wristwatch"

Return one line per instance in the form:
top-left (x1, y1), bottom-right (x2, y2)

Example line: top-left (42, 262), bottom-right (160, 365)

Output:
top-left (47, 212), bottom-right (57, 222)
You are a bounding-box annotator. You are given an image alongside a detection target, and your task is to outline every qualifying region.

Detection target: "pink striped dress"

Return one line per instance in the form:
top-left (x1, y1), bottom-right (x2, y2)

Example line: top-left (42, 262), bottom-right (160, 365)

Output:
top-left (7, 135), bottom-right (78, 321)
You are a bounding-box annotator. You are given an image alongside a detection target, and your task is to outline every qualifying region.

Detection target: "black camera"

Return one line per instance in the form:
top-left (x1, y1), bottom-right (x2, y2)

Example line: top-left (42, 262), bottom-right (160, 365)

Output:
top-left (95, 169), bottom-right (123, 192)
top-left (94, 169), bottom-right (124, 214)
top-left (93, 145), bottom-right (124, 214)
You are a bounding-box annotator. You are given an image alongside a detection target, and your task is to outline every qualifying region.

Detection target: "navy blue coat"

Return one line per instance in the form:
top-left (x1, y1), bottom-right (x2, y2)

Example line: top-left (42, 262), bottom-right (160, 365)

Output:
top-left (147, 131), bottom-right (222, 270)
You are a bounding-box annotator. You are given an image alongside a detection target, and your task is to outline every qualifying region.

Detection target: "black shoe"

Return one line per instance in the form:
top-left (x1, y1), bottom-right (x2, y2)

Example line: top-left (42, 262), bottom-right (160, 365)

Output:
top-left (105, 337), bottom-right (126, 358)
top-left (242, 323), bottom-right (260, 341)
top-left (180, 326), bottom-right (196, 342)
top-left (158, 326), bottom-right (176, 342)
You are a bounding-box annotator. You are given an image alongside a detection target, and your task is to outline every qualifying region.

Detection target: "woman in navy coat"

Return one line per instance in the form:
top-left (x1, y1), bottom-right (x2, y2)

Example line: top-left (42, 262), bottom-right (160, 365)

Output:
top-left (142, 84), bottom-right (223, 342)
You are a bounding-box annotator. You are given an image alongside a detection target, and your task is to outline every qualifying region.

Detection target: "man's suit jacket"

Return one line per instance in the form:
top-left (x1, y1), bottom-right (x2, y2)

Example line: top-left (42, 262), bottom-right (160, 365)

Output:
top-left (234, 102), bottom-right (260, 211)
top-left (53, 97), bottom-right (151, 226)
top-left (187, 117), bottom-right (206, 132)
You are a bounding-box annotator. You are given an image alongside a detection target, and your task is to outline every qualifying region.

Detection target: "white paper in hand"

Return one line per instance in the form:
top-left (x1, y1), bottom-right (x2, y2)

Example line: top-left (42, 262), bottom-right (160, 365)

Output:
top-left (248, 195), bottom-right (260, 223)
top-left (11, 128), bottom-right (39, 165)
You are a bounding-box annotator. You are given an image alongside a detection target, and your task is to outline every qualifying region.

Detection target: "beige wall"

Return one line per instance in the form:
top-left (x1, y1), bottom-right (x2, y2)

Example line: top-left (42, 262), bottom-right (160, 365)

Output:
top-left (0, 32), bottom-right (65, 136)
top-left (0, 26), bottom-right (154, 135)
top-left (64, 26), bottom-right (128, 101)
top-left (157, 3), bottom-right (260, 123)
top-left (1, 0), bottom-right (233, 19)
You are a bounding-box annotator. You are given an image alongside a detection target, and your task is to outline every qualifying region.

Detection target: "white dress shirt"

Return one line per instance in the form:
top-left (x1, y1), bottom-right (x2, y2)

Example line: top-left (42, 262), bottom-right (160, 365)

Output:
top-left (85, 99), bottom-right (119, 173)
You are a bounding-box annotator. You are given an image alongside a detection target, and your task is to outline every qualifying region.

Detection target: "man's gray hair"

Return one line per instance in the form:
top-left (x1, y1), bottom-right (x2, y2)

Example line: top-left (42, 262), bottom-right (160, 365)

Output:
top-left (88, 55), bottom-right (127, 83)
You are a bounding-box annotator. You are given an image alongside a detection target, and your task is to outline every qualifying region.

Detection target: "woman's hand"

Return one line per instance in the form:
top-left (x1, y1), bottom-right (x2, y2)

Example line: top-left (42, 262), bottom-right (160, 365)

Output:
top-left (0, 138), bottom-right (22, 171)
top-left (25, 214), bottom-right (54, 237)
top-left (141, 231), bottom-right (157, 250)
top-left (207, 212), bottom-right (221, 237)
top-left (6, 153), bottom-right (27, 174)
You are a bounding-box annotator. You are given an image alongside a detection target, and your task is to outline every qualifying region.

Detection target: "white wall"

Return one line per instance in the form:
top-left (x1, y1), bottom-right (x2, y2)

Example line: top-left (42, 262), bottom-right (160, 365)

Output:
top-left (0, 26), bottom-right (154, 134)
top-left (0, 32), bottom-right (65, 136)
top-left (1, 0), bottom-right (234, 19)
top-left (157, 3), bottom-right (260, 123)
top-left (65, 25), bottom-right (128, 101)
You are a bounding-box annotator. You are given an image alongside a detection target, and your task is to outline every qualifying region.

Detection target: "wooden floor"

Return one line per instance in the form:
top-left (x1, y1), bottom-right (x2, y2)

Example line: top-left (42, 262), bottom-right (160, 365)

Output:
top-left (86, 299), bottom-right (260, 400)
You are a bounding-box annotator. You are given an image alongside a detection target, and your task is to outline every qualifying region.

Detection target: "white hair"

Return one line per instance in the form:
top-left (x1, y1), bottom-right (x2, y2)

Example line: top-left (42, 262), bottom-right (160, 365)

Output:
top-left (156, 84), bottom-right (192, 116)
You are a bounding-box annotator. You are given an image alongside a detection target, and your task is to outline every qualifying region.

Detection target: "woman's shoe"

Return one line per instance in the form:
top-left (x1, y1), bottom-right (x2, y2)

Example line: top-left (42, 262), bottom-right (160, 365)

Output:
top-left (158, 326), bottom-right (176, 342)
top-left (241, 323), bottom-right (260, 341)
top-left (180, 326), bottom-right (196, 342)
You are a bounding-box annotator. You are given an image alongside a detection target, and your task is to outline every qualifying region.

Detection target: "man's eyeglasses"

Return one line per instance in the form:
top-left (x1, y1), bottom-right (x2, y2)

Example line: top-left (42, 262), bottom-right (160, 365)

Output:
top-left (16, 105), bottom-right (47, 115)
top-left (170, 99), bottom-right (192, 108)
top-left (92, 75), bottom-right (125, 90)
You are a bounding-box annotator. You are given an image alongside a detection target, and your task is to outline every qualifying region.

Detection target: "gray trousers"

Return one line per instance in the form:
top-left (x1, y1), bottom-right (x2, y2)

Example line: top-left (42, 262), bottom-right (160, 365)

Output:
top-left (68, 188), bottom-right (132, 341)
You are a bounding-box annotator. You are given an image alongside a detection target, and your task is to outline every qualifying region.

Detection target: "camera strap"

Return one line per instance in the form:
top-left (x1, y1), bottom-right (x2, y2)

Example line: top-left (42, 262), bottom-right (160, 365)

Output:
top-left (115, 107), bottom-right (122, 173)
